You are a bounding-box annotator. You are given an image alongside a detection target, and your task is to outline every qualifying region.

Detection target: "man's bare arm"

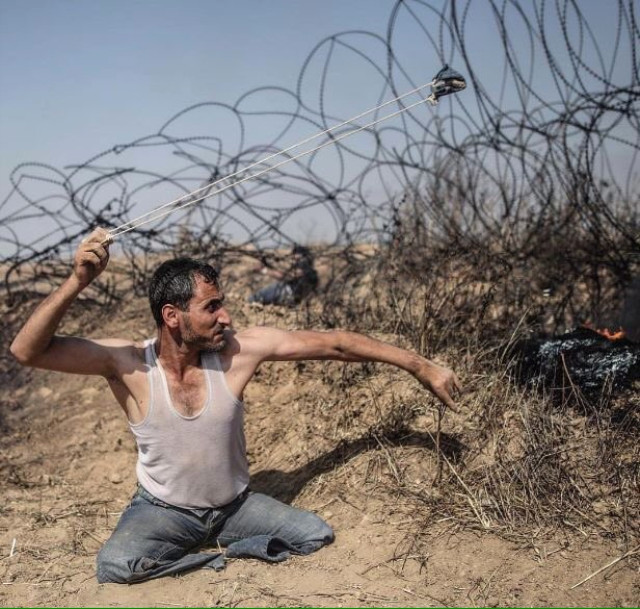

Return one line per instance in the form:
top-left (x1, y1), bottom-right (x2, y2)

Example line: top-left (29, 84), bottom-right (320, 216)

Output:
top-left (237, 327), bottom-right (463, 411)
top-left (9, 228), bottom-right (121, 377)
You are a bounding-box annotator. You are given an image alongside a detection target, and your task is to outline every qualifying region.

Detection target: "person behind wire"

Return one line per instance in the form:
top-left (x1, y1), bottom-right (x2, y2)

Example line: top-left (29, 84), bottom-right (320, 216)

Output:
top-left (249, 244), bottom-right (318, 306)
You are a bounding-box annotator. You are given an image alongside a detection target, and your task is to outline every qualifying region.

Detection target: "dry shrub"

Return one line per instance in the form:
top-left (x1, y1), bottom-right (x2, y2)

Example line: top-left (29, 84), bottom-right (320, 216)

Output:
top-left (2, 180), bottom-right (637, 561)
top-left (300, 189), bottom-right (639, 552)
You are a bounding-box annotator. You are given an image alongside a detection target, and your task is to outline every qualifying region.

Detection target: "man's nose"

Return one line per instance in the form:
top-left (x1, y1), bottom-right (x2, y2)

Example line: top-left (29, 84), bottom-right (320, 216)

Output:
top-left (217, 307), bottom-right (232, 326)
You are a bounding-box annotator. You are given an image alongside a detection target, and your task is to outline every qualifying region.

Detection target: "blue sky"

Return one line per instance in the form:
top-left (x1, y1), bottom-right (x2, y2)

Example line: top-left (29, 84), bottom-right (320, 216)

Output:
top-left (0, 1), bottom-right (399, 184)
top-left (0, 0), bottom-right (633, 251)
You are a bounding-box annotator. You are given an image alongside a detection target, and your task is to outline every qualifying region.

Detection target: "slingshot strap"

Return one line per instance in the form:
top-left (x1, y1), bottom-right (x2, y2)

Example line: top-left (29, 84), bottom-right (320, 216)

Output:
top-left (106, 67), bottom-right (466, 241)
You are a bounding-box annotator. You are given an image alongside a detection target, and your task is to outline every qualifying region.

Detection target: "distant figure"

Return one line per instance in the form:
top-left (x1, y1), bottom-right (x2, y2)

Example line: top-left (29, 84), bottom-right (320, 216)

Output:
top-left (249, 244), bottom-right (318, 306)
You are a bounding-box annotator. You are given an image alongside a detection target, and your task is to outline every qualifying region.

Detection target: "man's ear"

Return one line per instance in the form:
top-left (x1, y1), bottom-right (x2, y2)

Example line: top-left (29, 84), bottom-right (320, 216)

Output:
top-left (161, 304), bottom-right (181, 329)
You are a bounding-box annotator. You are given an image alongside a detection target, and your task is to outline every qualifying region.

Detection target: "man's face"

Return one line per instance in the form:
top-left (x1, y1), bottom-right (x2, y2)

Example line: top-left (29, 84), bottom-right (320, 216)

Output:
top-left (179, 276), bottom-right (231, 352)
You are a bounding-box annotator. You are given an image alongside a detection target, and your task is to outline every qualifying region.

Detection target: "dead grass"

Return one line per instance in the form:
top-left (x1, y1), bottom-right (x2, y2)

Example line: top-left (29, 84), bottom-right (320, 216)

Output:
top-left (1, 222), bottom-right (638, 606)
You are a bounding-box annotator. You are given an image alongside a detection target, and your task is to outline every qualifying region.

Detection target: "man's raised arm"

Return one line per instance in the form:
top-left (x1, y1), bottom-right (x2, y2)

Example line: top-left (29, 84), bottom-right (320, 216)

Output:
top-left (9, 228), bottom-right (119, 376)
top-left (237, 326), bottom-right (463, 411)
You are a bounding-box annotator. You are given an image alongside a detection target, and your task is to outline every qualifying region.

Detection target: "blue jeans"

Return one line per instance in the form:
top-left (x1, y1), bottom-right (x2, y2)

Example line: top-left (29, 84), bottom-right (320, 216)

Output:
top-left (96, 486), bottom-right (333, 584)
top-left (248, 282), bottom-right (295, 306)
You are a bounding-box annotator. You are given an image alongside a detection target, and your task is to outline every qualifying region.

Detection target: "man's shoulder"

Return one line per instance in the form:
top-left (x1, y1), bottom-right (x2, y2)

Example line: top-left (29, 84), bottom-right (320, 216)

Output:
top-left (96, 337), bottom-right (148, 365)
top-left (224, 326), bottom-right (271, 348)
top-left (233, 325), bottom-right (272, 337)
top-left (222, 326), bottom-right (289, 358)
top-left (95, 337), bottom-right (146, 350)
top-left (231, 326), bottom-right (287, 342)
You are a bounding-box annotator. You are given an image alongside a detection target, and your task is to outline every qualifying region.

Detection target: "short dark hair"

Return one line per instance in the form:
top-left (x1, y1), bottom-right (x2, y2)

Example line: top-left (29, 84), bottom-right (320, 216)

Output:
top-left (148, 258), bottom-right (220, 327)
top-left (292, 244), bottom-right (313, 261)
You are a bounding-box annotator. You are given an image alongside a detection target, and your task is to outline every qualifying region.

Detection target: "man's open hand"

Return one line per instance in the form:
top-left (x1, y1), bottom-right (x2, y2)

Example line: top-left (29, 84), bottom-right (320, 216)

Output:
top-left (414, 360), bottom-right (463, 412)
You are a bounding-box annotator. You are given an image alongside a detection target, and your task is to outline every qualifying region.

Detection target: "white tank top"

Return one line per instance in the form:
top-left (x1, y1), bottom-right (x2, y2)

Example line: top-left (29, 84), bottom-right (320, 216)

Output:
top-left (129, 339), bottom-right (250, 509)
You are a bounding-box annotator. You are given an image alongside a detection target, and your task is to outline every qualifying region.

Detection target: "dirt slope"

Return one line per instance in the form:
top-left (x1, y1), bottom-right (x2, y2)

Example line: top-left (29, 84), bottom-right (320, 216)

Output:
top-left (0, 284), bottom-right (638, 608)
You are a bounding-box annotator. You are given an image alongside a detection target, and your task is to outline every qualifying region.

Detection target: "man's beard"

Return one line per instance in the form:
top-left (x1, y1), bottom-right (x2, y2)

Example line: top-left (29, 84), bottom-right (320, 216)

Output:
top-left (182, 315), bottom-right (226, 352)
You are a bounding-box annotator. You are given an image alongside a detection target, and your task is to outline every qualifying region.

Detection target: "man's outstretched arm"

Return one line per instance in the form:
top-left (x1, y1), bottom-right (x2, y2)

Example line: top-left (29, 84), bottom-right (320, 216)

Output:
top-left (236, 327), bottom-right (463, 411)
top-left (9, 228), bottom-right (120, 376)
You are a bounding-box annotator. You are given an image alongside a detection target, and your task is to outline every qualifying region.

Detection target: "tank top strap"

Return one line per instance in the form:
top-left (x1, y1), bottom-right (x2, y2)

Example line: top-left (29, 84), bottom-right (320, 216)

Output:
top-left (143, 338), bottom-right (156, 367)
top-left (143, 338), bottom-right (166, 419)
top-left (203, 350), bottom-right (220, 371)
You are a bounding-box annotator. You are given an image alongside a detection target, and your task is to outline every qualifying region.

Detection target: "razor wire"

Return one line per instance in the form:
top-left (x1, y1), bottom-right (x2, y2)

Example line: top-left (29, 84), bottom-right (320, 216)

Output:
top-left (1, 0), bottom-right (638, 300)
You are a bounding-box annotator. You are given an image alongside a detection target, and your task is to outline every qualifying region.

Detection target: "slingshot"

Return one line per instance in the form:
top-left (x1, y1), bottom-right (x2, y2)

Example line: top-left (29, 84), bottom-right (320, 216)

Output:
top-left (105, 66), bottom-right (466, 242)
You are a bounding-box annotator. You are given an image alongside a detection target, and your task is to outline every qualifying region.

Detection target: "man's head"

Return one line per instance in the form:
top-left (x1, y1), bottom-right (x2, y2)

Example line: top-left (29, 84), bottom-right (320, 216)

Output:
top-left (149, 258), bottom-right (230, 351)
top-left (292, 244), bottom-right (313, 262)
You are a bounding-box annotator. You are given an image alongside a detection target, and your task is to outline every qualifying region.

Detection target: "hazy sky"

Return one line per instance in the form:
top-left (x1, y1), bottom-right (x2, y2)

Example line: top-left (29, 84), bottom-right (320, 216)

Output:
top-left (1, 1), bottom-right (409, 186)
top-left (0, 0), bottom-right (632, 250)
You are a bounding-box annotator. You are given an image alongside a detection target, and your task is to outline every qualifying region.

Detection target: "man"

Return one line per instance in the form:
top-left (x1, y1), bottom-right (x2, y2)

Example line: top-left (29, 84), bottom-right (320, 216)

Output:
top-left (249, 244), bottom-right (318, 306)
top-left (10, 228), bottom-right (462, 584)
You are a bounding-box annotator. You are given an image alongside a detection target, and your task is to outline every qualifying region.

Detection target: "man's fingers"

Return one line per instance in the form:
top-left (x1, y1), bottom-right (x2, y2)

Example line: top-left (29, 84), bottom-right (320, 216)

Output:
top-left (83, 228), bottom-right (111, 247)
top-left (74, 228), bottom-right (111, 286)
top-left (81, 246), bottom-right (108, 266)
top-left (90, 245), bottom-right (109, 262)
top-left (444, 398), bottom-right (459, 414)
top-left (79, 251), bottom-right (104, 268)
top-left (441, 373), bottom-right (464, 413)
top-left (434, 385), bottom-right (458, 414)
top-left (80, 229), bottom-right (110, 261)
top-left (416, 362), bottom-right (462, 414)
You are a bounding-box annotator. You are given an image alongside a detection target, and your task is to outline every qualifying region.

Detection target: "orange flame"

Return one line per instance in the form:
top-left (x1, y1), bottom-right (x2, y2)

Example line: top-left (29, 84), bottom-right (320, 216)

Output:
top-left (583, 322), bottom-right (626, 341)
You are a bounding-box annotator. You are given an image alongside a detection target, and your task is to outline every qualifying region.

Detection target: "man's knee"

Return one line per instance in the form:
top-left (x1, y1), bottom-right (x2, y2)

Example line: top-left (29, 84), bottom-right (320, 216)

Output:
top-left (311, 514), bottom-right (334, 543)
top-left (97, 544), bottom-right (126, 584)
top-left (296, 512), bottom-right (334, 554)
top-left (96, 543), bottom-right (152, 584)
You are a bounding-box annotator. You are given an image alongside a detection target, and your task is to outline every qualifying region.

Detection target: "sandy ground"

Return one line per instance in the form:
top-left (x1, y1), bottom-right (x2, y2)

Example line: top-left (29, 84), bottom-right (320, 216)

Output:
top-left (1, 289), bottom-right (638, 608)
